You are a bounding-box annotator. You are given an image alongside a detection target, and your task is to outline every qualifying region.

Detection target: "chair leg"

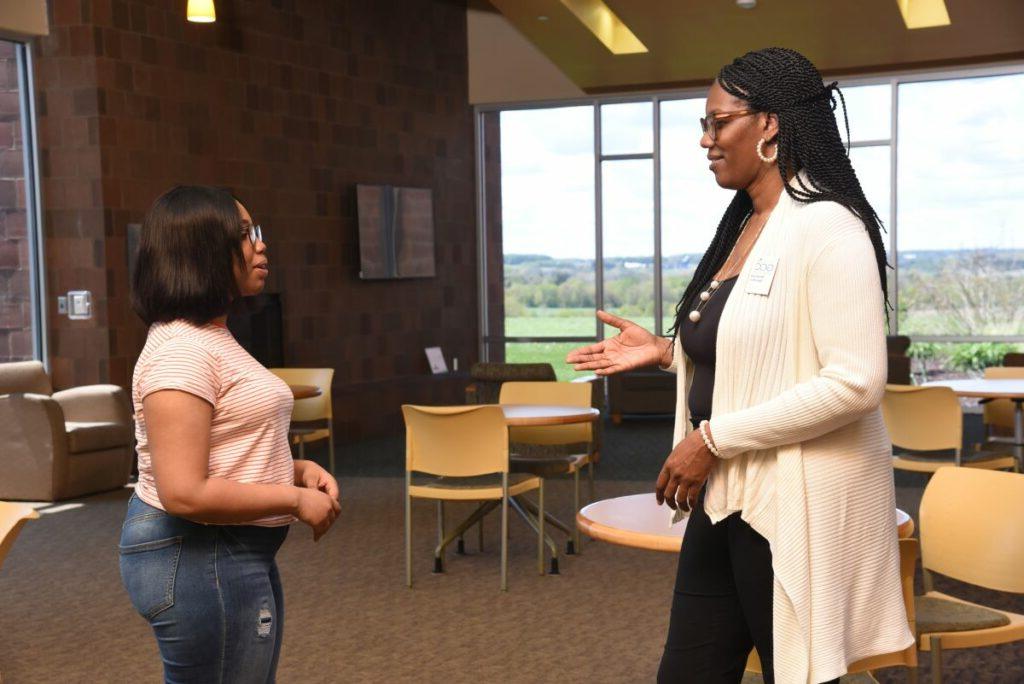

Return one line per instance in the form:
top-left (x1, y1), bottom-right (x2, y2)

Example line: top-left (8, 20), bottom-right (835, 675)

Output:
top-left (434, 501), bottom-right (445, 573)
top-left (478, 516), bottom-right (484, 552)
top-left (538, 479), bottom-right (545, 575)
top-left (328, 420), bottom-right (336, 474)
top-left (570, 468), bottom-right (581, 556)
top-left (501, 477), bottom-right (509, 592)
top-left (930, 637), bottom-right (942, 684)
top-left (588, 460), bottom-right (596, 504)
top-left (405, 479), bottom-right (412, 588)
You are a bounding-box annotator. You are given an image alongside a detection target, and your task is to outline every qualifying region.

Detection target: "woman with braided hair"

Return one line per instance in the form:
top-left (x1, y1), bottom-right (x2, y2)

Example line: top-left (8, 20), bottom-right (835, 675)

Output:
top-left (567, 47), bottom-right (913, 683)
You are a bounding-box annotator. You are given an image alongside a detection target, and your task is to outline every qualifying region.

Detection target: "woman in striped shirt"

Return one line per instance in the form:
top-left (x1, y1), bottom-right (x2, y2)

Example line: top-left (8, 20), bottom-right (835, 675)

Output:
top-left (119, 185), bottom-right (340, 682)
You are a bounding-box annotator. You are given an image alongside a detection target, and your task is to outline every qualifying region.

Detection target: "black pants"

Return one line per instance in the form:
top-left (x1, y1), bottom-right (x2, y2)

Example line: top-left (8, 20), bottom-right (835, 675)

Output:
top-left (656, 490), bottom-right (840, 684)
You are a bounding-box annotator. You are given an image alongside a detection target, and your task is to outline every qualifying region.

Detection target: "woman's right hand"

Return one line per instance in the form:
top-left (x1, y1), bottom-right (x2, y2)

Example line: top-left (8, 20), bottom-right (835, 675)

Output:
top-left (295, 487), bottom-right (341, 541)
top-left (566, 310), bottom-right (673, 376)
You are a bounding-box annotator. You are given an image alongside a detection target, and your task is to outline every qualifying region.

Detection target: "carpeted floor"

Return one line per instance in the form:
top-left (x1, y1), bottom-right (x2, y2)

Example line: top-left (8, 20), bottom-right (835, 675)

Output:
top-left (1, 419), bottom-right (1021, 683)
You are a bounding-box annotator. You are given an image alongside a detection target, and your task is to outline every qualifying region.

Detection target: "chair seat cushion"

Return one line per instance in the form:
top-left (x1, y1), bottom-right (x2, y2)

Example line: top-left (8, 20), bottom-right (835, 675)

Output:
top-left (894, 448), bottom-right (1014, 466)
top-left (410, 472), bottom-right (537, 490)
top-left (915, 595), bottom-right (1011, 634)
top-left (742, 672), bottom-right (876, 683)
top-left (510, 453), bottom-right (588, 478)
top-left (65, 421), bottom-right (131, 454)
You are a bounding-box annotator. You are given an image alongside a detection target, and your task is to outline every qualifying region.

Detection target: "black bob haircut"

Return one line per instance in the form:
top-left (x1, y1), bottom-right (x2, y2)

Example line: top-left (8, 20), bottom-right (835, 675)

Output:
top-left (131, 185), bottom-right (245, 326)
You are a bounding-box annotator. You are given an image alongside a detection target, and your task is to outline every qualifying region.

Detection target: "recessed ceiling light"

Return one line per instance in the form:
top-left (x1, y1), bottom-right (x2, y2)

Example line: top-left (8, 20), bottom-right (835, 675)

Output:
top-left (186, 0), bottom-right (216, 23)
top-left (736, 0), bottom-right (757, 8)
top-left (538, 15), bottom-right (549, 21)
top-left (896, 0), bottom-right (951, 28)
top-left (559, 0), bottom-right (648, 55)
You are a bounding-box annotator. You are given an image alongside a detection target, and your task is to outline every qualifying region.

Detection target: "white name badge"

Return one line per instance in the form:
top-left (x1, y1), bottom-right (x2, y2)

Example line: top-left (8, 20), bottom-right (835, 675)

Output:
top-left (746, 256), bottom-right (779, 296)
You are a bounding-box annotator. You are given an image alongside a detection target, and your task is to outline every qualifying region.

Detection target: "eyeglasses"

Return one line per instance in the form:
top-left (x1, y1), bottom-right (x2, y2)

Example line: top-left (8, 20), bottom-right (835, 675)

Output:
top-left (241, 224), bottom-right (264, 245)
top-left (699, 109), bottom-right (758, 142)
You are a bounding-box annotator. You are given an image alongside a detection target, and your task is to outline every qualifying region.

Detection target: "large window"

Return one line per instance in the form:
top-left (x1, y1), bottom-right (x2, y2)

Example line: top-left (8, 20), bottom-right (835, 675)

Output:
top-left (896, 73), bottom-right (1024, 338)
top-left (498, 106), bottom-right (595, 379)
top-left (0, 40), bottom-right (44, 363)
top-left (480, 65), bottom-right (1024, 379)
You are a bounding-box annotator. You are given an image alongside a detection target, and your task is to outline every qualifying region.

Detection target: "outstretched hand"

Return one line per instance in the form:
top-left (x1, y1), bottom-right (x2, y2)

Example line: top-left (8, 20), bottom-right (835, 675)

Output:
top-left (565, 310), bottom-right (672, 376)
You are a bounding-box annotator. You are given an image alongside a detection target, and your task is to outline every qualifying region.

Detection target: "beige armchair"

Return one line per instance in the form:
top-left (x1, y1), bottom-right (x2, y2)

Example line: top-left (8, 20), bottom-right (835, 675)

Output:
top-left (0, 361), bottom-right (134, 501)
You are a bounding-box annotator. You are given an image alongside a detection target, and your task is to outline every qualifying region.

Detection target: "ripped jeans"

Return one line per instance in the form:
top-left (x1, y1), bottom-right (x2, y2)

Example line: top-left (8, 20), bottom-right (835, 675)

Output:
top-left (119, 494), bottom-right (289, 683)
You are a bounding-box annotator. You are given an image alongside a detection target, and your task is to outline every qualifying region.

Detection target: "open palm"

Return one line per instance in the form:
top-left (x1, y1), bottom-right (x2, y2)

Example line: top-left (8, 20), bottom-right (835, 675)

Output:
top-left (565, 310), bottom-right (668, 376)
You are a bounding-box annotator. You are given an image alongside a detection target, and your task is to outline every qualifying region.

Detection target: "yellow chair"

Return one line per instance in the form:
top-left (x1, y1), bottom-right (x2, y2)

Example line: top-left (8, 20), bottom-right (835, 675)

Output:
top-left (1, 501), bottom-right (40, 571)
top-left (744, 538), bottom-right (919, 683)
top-left (917, 467), bottom-right (1024, 683)
top-left (269, 368), bottom-right (335, 473)
top-left (882, 385), bottom-right (1016, 473)
top-left (980, 366), bottom-right (1024, 450)
top-left (499, 381), bottom-right (597, 557)
top-left (402, 405), bottom-right (542, 591)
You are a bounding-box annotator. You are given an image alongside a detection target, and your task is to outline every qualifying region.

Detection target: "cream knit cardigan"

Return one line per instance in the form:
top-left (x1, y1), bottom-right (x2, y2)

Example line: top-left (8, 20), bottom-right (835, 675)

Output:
top-left (664, 179), bottom-right (914, 683)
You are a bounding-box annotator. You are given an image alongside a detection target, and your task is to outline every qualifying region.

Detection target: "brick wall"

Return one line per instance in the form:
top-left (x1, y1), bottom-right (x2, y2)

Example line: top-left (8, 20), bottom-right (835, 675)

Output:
top-left (33, 0), bottom-right (477, 440)
top-left (0, 40), bottom-right (34, 363)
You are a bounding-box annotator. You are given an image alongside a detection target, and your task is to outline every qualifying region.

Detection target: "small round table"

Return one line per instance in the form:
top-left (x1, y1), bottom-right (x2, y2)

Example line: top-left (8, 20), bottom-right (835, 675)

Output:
top-left (577, 493), bottom-right (914, 552)
top-left (456, 404), bottom-right (601, 573)
top-left (924, 379), bottom-right (1024, 469)
top-left (289, 384), bottom-right (322, 400)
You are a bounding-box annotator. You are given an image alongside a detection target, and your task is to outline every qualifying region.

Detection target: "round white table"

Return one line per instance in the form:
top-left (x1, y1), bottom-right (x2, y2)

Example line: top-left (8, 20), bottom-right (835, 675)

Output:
top-left (924, 378), bottom-right (1024, 468)
top-left (500, 404), bottom-right (600, 427)
top-left (577, 493), bottom-right (914, 552)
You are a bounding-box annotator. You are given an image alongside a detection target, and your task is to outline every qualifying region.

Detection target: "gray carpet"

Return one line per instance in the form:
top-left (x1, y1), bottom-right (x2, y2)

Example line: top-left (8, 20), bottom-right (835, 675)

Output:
top-left (1, 419), bottom-right (1022, 683)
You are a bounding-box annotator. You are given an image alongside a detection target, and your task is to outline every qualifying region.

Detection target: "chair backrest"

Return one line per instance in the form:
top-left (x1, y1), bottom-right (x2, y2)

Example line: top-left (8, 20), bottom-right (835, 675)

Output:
top-left (268, 368), bottom-right (334, 421)
top-left (402, 405), bottom-right (509, 477)
top-left (919, 467), bottom-right (1024, 593)
top-left (1003, 352), bottom-right (1024, 367)
top-left (466, 362), bottom-right (556, 404)
top-left (881, 384), bottom-right (961, 452)
top-left (0, 361), bottom-right (52, 396)
top-left (0, 501), bottom-right (40, 571)
top-left (499, 381), bottom-right (593, 446)
top-left (982, 366), bottom-right (1024, 430)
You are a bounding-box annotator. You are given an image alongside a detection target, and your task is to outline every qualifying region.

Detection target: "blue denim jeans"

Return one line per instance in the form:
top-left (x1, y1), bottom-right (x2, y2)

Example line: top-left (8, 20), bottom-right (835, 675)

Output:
top-left (119, 494), bottom-right (289, 683)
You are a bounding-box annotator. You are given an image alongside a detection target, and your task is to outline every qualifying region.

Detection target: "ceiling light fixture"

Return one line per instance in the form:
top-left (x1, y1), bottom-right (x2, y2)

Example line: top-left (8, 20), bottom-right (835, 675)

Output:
top-left (558, 0), bottom-right (648, 55)
top-left (187, 0), bottom-right (216, 23)
top-left (896, 0), bottom-right (951, 29)
top-left (736, 0), bottom-right (757, 9)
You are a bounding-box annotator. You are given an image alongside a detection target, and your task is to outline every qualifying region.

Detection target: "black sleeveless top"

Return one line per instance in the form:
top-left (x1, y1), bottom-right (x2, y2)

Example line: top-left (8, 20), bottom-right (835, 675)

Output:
top-left (680, 276), bottom-right (738, 424)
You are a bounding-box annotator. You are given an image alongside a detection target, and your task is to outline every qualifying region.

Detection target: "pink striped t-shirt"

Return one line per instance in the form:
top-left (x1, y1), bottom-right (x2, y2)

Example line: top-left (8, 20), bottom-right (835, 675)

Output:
top-left (132, 320), bottom-right (296, 526)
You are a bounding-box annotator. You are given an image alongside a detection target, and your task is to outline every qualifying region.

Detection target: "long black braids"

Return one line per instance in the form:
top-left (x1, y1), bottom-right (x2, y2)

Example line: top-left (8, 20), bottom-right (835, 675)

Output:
top-left (668, 47), bottom-right (890, 338)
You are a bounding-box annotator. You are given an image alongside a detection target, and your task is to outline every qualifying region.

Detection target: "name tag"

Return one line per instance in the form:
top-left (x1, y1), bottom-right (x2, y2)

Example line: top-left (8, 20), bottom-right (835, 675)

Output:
top-left (746, 256), bottom-right (779, 296)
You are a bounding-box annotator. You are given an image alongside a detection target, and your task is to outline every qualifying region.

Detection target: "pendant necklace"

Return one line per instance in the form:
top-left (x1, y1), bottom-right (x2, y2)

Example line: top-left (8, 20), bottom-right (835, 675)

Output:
top-left (688, 213), bottom-right (767, 324)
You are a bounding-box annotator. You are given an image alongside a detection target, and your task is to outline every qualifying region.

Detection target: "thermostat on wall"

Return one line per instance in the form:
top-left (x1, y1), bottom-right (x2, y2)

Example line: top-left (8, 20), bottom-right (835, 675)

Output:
top-left (67, 290), bottom-right (93, 320)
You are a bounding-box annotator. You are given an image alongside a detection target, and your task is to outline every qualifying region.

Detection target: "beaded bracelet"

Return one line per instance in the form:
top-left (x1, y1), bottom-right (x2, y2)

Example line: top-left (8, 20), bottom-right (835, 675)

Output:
top-left (698, 420), bottom-right (720, 457)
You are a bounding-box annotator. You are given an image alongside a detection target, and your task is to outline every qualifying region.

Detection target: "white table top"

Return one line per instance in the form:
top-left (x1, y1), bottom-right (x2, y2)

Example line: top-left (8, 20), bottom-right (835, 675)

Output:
top-left (500, 404), bottom-right (600, 427)
top-left (923, 379), bottom-right (1024, 399)
top-left (577, 493), bottom-right (913, 552)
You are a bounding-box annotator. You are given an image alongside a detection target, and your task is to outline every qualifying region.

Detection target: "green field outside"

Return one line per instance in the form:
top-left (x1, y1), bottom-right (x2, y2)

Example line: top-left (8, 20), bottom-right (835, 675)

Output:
top-left (504, 309), bottom-right (661, 381)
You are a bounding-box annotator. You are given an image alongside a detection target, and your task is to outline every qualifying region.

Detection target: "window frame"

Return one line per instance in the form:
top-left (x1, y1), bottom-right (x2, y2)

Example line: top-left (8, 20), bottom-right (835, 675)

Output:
top-left (475, 61), bottom-right (1024, 362)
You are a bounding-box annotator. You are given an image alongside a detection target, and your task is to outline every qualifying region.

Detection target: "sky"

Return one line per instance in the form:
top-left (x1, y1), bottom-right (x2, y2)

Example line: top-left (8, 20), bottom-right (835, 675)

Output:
top-left (498, 73), bottom-right (1024, 260)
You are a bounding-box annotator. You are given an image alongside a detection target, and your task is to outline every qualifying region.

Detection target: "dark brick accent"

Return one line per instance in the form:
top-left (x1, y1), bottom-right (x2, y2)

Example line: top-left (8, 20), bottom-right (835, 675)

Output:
top-left (30, 0), bottom-right (478, 437)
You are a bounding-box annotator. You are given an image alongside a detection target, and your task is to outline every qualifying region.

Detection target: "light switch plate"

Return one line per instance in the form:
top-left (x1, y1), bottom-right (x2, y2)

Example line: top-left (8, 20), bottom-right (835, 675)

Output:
top-left (57, 296), bottom-right (68, 314)
top-left (67, 290), bottom-right (92, 320)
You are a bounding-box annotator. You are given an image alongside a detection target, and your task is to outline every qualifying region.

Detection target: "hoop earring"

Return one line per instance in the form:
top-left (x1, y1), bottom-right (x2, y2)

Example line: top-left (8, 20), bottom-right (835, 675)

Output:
top-left (757, 138), bottom-right (778, 164)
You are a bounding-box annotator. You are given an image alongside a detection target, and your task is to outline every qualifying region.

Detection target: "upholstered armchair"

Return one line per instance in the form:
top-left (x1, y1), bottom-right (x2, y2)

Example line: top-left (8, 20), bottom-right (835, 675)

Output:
top-left (0, 361), bottom-right (134, 501)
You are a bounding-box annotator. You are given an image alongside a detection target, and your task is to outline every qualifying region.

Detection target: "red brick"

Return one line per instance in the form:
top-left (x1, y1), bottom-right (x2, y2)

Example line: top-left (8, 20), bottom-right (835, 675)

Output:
top-left (0, 149), bottom-right (24, 178)
top-left (52, 0), bottom-right (84, 26)
top-left (0, 241), bottom-right (19, 268)
top-left (1, 210), bottom-right (27, 238)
